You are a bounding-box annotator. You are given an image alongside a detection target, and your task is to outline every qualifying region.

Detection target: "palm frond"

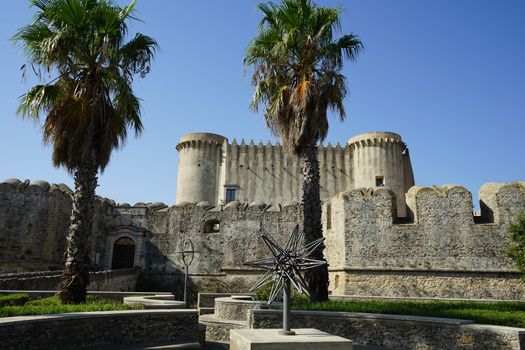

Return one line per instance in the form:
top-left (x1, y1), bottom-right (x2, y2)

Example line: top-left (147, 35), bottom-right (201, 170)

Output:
top-left (14, 0), bottom-right (157, 173)
top-left (17, 83), bottom-right (62, 119)
top-left (118, 33), bottom-right (158, 79)
top-left (245, 0), bottom-right (361, 155)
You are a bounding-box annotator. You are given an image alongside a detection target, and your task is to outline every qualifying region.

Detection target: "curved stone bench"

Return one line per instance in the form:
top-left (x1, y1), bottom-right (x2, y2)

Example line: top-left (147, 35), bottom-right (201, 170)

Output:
top-left (214, 295), bottom-right (268, 321)
top-left (201, 295), bottom-right (273, 343)
top-left (123, 294), bottom-right (186, 309)
top-left (0, 310), bottom-right (201, 350)
top-left (197, 292), bottom-right (256, 315)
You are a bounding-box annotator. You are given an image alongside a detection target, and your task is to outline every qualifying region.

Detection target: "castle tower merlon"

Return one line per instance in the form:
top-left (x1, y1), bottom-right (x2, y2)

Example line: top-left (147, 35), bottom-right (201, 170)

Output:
top-left (176, 132), bottom-right (227, 205)
top-left (402, 148), bottom-right (415, 194)
top-left (348, 131), bottom-right (411, 217)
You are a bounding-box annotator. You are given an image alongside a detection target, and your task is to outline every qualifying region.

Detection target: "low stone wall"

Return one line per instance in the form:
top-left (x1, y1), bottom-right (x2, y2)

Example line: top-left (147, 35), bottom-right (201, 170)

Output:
top-left (90, 268), bottom-right (139, 291)
top-left (0, 310), bottom-right (200, 350)
top-left (329, 269), bottom-right (525, 300)
top-left (0, 290), bottom-right (170, 301)
top-left (123, 294), bottom-right (186, 309)
top-left (249, 309), bottom-right (525, 350)
top-left (0, 268), bottom-right (139, 291)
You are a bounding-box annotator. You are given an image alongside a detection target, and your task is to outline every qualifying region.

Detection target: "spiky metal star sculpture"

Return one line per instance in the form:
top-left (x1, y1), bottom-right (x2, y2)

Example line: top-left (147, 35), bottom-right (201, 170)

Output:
top-left (244, 225), bottom-right (327, 304)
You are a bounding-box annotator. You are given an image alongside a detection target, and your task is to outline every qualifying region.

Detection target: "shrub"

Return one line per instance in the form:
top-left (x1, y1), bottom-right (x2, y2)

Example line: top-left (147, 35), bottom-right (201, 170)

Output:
top-left (0, 295), bottom-right (141, 318)
top-left (0, 293), bottom-right (29, 307)
top-left (508, 211), bottom-right (525, 278)
top-left (291, 298), bottom-right (525, 328)
top-left (255, 283), bottom-right (303, 302)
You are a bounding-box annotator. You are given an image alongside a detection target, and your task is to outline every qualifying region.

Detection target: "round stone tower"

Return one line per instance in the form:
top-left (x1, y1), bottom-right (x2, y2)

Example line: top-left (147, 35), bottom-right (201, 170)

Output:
top-left (176, 132), bottom-right (227, 205)
top-left (348, 131), bottom-right (411, 217)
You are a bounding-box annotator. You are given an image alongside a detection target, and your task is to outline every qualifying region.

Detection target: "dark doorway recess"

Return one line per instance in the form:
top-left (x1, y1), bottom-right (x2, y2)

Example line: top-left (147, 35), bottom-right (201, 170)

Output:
top-left (112, 237), bottom-right (135, 269)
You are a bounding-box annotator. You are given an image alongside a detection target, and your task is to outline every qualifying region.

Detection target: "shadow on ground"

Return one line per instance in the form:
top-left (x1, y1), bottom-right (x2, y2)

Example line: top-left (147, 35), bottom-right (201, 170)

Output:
top-left (90, 340), bottom-right (397, 350)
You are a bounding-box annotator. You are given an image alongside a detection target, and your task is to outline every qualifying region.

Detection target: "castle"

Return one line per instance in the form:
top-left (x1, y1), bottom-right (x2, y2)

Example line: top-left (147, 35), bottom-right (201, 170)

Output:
top-left (176, 131), bottom-right (414, 217)
top-left (1, 130), bottom-right (525, 300)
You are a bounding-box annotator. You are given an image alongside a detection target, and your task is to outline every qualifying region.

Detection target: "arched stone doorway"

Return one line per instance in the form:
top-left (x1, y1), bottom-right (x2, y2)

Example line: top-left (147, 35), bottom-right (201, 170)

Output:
top-left (112, 237), bottom-right (136, 269)
top-left (105, 226), bottom-right (146, 270)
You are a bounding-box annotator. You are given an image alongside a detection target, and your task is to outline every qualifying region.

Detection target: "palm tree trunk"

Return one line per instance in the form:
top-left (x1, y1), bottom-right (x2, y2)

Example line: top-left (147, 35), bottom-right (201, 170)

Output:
top-left (302, 145), bottom-right (329, 302)
top-left (58, 162), bottom-right (97, 304)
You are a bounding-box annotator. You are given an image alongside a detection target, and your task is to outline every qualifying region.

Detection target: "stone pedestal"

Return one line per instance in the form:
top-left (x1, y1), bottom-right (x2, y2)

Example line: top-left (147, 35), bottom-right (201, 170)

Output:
top-left (230, 328), bottom-right (353, 350)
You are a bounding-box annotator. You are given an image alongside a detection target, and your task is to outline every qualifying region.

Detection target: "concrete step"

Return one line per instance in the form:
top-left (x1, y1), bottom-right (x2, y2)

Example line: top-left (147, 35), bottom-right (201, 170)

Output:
top-left (199, 307), bottom-right (215, 315)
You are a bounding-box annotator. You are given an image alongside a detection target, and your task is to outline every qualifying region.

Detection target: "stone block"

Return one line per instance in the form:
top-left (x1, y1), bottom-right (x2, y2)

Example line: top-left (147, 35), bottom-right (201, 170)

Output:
top-left (230, 328), bottom-right (352, 350)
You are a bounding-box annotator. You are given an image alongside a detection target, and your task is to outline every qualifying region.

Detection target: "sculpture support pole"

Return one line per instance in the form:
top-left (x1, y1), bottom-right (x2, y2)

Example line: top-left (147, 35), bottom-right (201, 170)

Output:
top-left (176, 238), bottom-right (198, 306)
top-left (279, 278), bottom-right (295, 335)
top-left (183, 263), bottom-right (189, 306)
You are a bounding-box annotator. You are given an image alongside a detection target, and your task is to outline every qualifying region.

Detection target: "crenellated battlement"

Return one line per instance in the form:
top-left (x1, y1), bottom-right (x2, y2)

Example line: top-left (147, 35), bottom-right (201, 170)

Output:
top-left (0, 178), bottom-right (114, 272)
top-left (323, 182), bottom-right (525, 279)
top-left (5, 179), bottom-right (522, 245)
top-left (478, 182), bottom-right (525, 224)
top-left (2, 178), bottom-right (525, 299)
top-left (217, 135), bottom-right (355, 206)
top-left (227, 138), bottom-right (349, 151)
top-left (0, 178), bottom-right (118, 207)
top-left (0, 178), bottom-right (72, 195)
top-left (326, 182), bottom-right (525, 225)
top-left (175, 132), bottom-right (227, 151)
top-left (347, 131), bottom-right (407, 150)
top-left (175, 131), bottom-right (414, 215)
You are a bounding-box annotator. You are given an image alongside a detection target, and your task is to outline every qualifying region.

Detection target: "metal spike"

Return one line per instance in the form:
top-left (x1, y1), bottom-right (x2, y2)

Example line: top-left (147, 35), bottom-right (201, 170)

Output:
top-left (243, 226), bottom-right (327, 305)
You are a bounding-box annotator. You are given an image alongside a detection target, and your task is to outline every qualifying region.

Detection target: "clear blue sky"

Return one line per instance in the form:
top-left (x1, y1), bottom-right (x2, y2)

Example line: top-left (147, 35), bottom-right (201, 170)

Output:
top-left (0, 0), bottom-right (523, 206)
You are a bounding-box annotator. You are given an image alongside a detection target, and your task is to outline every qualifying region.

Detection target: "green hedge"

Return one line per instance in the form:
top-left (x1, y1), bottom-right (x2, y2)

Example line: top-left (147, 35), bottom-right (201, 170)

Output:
top-left (0, 295), bottom-right (141, 318)
top-left (291, 297), bottom-right (525, 328)
top-left (0, 293), bottom-right (29, 307)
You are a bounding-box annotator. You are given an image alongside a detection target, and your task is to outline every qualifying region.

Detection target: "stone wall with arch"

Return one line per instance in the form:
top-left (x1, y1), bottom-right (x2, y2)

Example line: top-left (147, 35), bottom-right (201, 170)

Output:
top-left (105, 225), bottom-right (147, 270)
top-left (1, 177), bottom-right (525, 299)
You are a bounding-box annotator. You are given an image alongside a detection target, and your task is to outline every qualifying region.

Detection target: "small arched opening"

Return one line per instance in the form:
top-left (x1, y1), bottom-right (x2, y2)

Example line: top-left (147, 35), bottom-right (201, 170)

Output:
top-left (203, 219), bottom-right (221, 233)
top-left (112, 237), bottom-right (135, 269)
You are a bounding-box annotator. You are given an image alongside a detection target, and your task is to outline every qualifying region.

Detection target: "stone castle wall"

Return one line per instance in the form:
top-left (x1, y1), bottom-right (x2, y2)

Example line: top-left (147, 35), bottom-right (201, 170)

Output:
top-left (175, 132), bottom-right (415, 217)
top-left (1, 177), bottom-right (525, 299)
top-left (0, 179), bottom-right (71, 272)
top-left (324, 182), bottom-right (525, 299)
top-left (0, 268), bottom-right (139, 291)
top-left (104, 200), bottom-right (303, 290)
top-left (0, 179), bottom-right (113, 273)
top-left (219, 139), bottom-right (353, 206)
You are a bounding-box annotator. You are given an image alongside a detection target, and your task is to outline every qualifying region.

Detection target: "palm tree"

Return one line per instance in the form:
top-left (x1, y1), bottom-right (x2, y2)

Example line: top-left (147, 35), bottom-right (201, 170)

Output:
top-left (13, 0), bottom-right (157, 304)
top-left (245, 0), bottom-right (362, 302)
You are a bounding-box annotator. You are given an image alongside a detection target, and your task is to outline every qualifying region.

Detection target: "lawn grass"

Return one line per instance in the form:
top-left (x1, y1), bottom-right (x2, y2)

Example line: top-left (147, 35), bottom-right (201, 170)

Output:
top-left (0, 293), bottom-right (29, 307)
top-left (291, 296), bottom-right (525, 328)
top-left (0, 295), bottom-right (141, 318)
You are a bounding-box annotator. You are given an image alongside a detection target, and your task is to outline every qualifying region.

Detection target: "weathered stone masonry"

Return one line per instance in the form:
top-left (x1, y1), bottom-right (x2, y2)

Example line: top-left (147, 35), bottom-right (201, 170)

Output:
top-left (1, 177), bottom-right (524, 299)
top-left (0, 178), bottom-right (112, 273)
top-left (324, 182), bottom-right (525, 299)
top-left (175, 131), bottom-right (414, 217)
